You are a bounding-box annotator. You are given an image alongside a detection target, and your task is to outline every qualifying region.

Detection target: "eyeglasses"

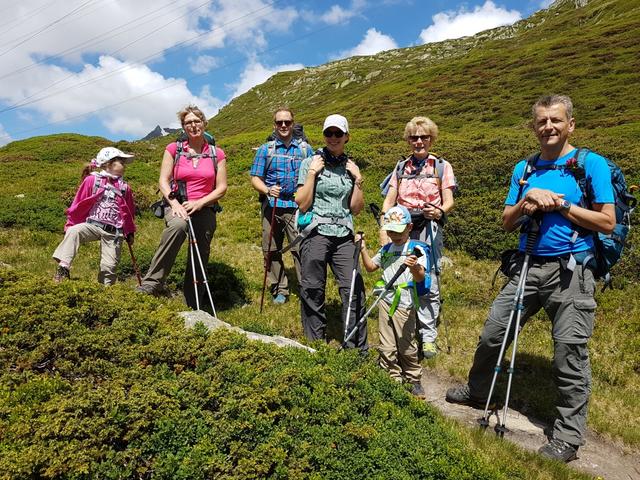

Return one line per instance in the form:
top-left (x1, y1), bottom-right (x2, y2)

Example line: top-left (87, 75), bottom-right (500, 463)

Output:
top-left (275, 120), bottom-right (293, 127)
top-left (323, 129), bottom-right (345, 138)
top-left (409, 135), bottom-right (431, 142)
top-left (184, 120), bottom-right (203, 126)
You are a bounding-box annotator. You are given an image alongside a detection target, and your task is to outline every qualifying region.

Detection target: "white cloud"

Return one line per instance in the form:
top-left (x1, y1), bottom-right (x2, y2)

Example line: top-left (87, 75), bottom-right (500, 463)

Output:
top-left (189, 55), bottom-right (219, 75)
top-left (0, 124), bottom-right (12, 146)
top-left (539, 0), bottom-right (555, 8)
top-left (1, 56), bottom-right (220, 137)
top-left (229, 60), bottom-right (304, 100)
top-left (0, 0), bottom-right (302, 138)
top-left (418, 1), bottom-right (521, 44)
top-left (319, 0), bottom-right (366, 25)
top-left (335, 28), bottom-right (398, 59)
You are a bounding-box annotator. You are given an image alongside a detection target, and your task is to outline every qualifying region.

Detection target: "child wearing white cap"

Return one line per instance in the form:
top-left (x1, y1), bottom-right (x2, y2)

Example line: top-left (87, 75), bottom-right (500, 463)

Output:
top-left (356, 205), bottom-right (429, 398)
top-left (52, 147), bottom-right (137, 284)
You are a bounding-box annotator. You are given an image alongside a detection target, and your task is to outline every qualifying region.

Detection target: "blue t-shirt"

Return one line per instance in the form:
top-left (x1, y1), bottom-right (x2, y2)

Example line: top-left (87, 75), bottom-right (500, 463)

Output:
top-left (505, 149), bottom-right (613, 256)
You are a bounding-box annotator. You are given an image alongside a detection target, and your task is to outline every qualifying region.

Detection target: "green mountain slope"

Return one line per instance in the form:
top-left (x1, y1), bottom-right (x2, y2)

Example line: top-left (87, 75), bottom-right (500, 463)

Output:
top-left (211, 0), bottom-right (640, 137)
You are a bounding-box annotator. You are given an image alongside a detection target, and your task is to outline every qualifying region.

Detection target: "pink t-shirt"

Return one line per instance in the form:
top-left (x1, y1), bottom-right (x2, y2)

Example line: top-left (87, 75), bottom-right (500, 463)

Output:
top-left (389, 154), bottom-right (455, 210)
top-left (166, 142), bottom-right (226, 201)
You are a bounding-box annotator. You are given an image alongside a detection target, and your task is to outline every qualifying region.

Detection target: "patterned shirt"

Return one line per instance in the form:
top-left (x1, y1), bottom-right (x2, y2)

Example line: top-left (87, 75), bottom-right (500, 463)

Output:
top-left (298, 148), bottom-right (354, 237)
top-left (389, 154), bottom-right (456, 211)
top-left (87, 173), bottom-right (125, 229)
top-left (250, 137), bottom-right (312, 208)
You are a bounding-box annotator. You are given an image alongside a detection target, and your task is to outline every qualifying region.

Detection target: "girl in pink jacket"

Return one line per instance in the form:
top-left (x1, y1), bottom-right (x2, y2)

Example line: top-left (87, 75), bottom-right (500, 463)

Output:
top-left (52, 147), bottom-right (137, 285)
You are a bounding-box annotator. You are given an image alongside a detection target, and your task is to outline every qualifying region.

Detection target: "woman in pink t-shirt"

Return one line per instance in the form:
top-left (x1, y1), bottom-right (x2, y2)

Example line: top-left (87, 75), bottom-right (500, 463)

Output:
top-left (137, 105), bottom-right (227, 310)
top-left (380, 116), bottom-right (456, 359)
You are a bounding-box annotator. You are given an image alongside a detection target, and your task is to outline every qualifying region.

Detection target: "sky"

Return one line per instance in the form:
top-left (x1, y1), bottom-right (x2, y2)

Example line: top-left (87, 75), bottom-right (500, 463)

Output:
top-left (0, 0), bottom-right (555, 146)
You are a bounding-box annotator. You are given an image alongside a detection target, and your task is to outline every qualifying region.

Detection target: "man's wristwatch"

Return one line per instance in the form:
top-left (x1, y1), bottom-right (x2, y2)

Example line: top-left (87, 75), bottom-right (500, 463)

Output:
top-left (560, 199), bottom-right (571, 212)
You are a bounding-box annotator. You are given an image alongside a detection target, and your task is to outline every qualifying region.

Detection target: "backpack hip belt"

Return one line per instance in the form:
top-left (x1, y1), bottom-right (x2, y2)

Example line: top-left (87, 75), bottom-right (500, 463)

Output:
top-left (280, 214), bottom-right (353, 254)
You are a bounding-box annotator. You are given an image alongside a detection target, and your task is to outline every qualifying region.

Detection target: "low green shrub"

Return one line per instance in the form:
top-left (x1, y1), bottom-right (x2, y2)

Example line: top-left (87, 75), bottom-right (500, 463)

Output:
top-left (0, 270), bottom-right (584, 479)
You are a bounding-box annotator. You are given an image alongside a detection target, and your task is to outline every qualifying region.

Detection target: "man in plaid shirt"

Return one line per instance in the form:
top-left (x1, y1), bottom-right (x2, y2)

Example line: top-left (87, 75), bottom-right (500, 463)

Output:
top-left (250, 107), bottom-right (313, 304)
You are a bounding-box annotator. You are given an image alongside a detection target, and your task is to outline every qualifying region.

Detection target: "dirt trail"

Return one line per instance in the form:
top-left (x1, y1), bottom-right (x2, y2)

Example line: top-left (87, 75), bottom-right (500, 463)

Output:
top-left (421, 370), bottom-right (640, 480)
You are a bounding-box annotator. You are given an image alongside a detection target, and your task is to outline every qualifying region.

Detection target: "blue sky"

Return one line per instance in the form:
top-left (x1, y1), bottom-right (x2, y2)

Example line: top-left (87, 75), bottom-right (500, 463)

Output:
top-left (0, 0), bottom-right (553, 145)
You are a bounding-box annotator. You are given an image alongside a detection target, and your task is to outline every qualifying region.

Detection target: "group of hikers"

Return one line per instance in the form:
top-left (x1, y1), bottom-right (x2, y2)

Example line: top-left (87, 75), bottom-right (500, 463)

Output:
top-left (50, 94), bottom-right (629, 463)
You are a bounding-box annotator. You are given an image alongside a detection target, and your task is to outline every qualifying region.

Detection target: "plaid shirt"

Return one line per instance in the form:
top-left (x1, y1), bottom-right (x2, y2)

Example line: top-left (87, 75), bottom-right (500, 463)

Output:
top-left (250, 137), bottom-right (312, 208)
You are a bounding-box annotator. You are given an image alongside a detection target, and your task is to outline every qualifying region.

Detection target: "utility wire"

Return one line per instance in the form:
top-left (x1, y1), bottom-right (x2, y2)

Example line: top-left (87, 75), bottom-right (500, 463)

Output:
top-left (0, 2), bottom-right (274, 114)
top-left (0, 0), bottom-right (99, 58)
top-left (0, 0), bottom-right (60, 41)
top-left (0, 0), bottom-right (109, 49)
top-left (9, 21), bottom-right (327, 138)
top-left (0, 0), bottom-right (192, 78)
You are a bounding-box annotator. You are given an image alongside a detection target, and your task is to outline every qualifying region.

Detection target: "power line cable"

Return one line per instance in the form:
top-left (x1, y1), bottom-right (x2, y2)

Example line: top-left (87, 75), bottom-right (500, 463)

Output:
top-left (0, 0), bottom-right (197, 81)
top-left (0, 0), bottom-right (99, 58)
top-left (0, 0), bottom-right (60, 41)
top-left (0, 2), bottom-right (274, 114)
top-left (0, 0), bottom-right (109, 49)
top-left (9, 21), bottom-right (328, 138)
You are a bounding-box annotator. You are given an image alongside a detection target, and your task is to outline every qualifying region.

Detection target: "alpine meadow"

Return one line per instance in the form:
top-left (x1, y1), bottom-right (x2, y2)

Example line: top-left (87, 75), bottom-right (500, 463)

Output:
top-left (1, 0), bottom-right (639, 478)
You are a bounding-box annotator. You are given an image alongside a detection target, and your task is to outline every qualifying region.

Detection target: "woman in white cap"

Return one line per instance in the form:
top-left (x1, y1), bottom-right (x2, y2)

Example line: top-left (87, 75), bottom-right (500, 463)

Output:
top-left (137, 105), bottom-right (227, 310)
top-left (52, 146), bottom-right (136, 284)
top-left (295, 114), bottom-right (367, 350)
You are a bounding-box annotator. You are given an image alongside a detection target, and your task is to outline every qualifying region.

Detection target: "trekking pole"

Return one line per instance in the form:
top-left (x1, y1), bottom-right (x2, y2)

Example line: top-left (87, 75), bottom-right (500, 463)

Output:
top-left (368, 203), bottom-right (382, 226)
top-left (187, 227), bottom-right (200, 311)
top-left (478, 214), bottom-right (542, 437)
top-left (187, 217), bottom-right (217, 317)
top-left (125, 236), bottom-right (142, 286)
top-left (260, 191), bottom-right (278, 314)
top-left (428, 221), bottom-right (451, 354)
top-left (341, 246), bottom-right (423, 350)
top-left (343, 231), bottom-right (364, 343)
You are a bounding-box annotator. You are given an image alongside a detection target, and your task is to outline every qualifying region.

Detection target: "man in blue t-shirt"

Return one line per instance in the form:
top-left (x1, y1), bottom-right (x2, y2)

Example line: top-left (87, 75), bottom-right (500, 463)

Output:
top-left (250, 107), bottom-right (312, 304)
top-left (446, 95), bottom-right (615, 462)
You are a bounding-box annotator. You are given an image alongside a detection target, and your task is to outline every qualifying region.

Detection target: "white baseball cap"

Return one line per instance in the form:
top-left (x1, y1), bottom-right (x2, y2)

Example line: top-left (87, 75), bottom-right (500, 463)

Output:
top-left (95, 147), bottom-right (134, 167)
top-left (323, 114), bottom-right (349, 133)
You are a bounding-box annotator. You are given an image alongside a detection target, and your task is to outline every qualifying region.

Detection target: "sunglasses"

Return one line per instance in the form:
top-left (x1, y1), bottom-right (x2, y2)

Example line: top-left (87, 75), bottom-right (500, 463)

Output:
top-left (323, 129), bottom-right (345, 138)
top-left (184, 120), bottom-right (203, 126)
top-left (275, 120), bottom-right (293, 127)
top-left (409, 135), bottom-right (431, 142)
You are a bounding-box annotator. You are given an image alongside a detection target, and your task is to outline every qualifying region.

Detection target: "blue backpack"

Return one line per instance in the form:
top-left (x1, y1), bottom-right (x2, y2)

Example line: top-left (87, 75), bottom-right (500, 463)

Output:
top-left (519, 148), bottom-right (637, 289)
top-left (378, 240), bottom-right (431, 314)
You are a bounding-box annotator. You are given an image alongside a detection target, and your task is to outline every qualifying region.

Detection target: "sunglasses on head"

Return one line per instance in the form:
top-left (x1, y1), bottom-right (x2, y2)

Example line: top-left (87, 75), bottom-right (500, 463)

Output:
top-left (323, 129), bottom-right (345, 138)
top-left (409, 134), bottom-right (431, 142)
top-left (275, 120), bottom-right (293, 127)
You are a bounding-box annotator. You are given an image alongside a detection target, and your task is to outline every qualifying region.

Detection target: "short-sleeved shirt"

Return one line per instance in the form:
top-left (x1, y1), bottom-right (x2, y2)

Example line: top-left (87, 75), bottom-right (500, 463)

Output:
top-left (389, 154), bottom-right (456, 210)
top-left (250, 138), bottom-right (312, 208)
top-left (505, 148), bottom-right (613, 256)
top-left (166, 141), bottom-right (226, 201)
top-left (298, 148), bottom-right (354, 237)
top-left (372, 241), bottom-right (428, 308)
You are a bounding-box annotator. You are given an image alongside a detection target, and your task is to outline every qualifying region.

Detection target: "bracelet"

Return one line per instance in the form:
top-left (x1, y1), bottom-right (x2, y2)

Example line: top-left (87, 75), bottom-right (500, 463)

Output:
top-left (354, 177), bottom-right (364, 188)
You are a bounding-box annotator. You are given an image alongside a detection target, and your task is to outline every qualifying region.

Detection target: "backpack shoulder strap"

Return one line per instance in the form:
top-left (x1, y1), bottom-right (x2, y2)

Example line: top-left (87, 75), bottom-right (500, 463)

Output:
top-left (261, 140), bottom-right (277, 179)
top-left (515, 153), bottom-right (540, 203)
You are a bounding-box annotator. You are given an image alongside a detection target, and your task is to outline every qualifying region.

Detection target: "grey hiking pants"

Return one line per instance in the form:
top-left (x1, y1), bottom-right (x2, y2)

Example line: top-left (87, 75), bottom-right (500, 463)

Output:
top-left (261, 203), bottom-right (301, 297)
top-left (299, 231), bottom-right (368, 351)
top-left (52, 222), bottom-right (123, 285)
top-left (468, 257), bottom-right (595, 446)
top-left (140, 207), bottom-right (216, 310)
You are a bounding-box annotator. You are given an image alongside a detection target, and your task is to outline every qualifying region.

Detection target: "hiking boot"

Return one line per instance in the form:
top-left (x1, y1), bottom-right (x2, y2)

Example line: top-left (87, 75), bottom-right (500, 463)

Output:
top-left (135, 284), bottom-right (156, 296)
top-left (445, 383), bottom-right (495, 409)
top-left (273, 294), bottom-right (288, 304)
top-left (411, 382), bottom-right (426, 399)
top-left (538, 438), bottom-right (578, 463)
top-left (53, 265), bottom-right (70, 282)
top-left (422, 342), bottom-right (437, 359)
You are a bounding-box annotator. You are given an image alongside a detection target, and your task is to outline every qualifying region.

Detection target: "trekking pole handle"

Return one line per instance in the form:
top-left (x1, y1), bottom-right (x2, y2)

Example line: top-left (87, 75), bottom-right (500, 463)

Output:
top-left (524, 212), bottom-right (542, 255)
top-left (384, 246), bottom-right (423, 288)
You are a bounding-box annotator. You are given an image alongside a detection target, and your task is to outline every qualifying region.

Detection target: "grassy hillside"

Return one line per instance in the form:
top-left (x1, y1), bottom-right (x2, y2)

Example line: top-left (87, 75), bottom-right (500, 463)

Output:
top-left (0, 0), bottom-right (639, 476)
